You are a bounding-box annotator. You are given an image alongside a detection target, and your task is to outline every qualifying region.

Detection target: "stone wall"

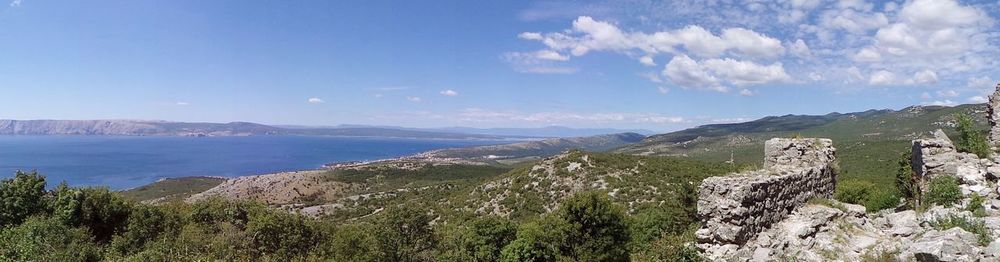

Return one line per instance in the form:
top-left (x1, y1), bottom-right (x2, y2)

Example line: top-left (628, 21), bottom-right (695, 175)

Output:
top-left (696, 138), bottom-right (837, 253)
top-left (912, 129), bottom-right (998, 197)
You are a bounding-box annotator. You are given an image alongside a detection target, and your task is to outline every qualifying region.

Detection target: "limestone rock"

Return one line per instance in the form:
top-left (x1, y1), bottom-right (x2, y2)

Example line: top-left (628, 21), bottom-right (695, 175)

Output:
top-left (763, 138), bottom-right (836, 169)
top-left (988, 83), bottom-right (1000, 145)
top-left (885, 210), bottom-right (919, 237)
top-left (908, 228), bottom-right (983, 262)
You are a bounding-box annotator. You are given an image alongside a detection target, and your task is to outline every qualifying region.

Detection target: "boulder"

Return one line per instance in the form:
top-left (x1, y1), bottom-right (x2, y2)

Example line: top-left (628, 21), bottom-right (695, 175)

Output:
top-left (885, 210), bottom-right (920, 237)
top-left (908, 228), bottom-right (983, 262)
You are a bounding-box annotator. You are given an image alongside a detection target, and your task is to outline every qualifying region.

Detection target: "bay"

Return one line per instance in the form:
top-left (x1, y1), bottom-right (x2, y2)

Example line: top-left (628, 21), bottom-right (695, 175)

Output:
top-left (0, 135), bottom-right (506, 190)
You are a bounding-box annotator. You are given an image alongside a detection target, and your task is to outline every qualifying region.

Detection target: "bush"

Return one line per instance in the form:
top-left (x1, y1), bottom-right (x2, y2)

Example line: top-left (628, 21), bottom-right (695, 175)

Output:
top-left (835, 179), bottom-right (899, 212)
top-left (966, 193), bottom-right (987, 217)
top-left (0, 171), bottom-right (48, 227)
top-left (0, 216), bottom-right (102, 261)
top-left (109, 204), bottom-right (181, 256)
top-left (954, 113), bottom-right (991, 158)
top-left (322, 223), bottom-right (378, 262)
top-left (74, 187), bottom-right (132, 243)
top-left (647, 230), bottom-right (706, 262)
top-left (925, 176), bottom-right (961, 207)
top-left (556, 192), bottom-right (631, 262)
top-left (628, 206), bottom-right (692, 252)
top-left (499, 218), bottom-right (564, 262)
top-left (246, 210), bottom-right (319, 258)
top-left (928, 215), bottom-right (993, 246)
top-left (373, 205), bottom-right (437, 262)
top-left (895, 151), bottom-right (917, 208)
top-left (438, 216), bottom-right (517, 262)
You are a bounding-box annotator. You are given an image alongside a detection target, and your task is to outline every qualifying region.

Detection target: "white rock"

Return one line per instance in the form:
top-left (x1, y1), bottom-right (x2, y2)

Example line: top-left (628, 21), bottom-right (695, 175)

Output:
top-left (886, 210), bottom-right (919, 237)
top-left (908, 228), bottom-right (983, 262)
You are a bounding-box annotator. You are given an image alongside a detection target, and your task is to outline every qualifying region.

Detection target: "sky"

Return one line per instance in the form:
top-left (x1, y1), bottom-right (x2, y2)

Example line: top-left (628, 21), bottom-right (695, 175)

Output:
top-left (2, 0), bottom-right (999, 132)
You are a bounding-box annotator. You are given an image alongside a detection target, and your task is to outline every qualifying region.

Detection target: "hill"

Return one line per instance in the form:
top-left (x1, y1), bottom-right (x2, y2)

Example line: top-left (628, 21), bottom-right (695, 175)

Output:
top-left (418, 132), bottom-right (646, 162)
top-left (616, 104), bottom-right (988, 189)
top-left (0, 119), bottom-right (517, 140)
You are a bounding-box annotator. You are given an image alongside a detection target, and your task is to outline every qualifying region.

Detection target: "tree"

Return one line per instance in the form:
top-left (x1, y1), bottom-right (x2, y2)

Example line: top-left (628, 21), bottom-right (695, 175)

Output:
top-left (557, 192), bottom-right (631, 262)
top-left (246, 210), bottom-right (318, 258)
top-left (75, 187), bottom-right (132, 243)
top-left (0, 171), bottom-right (48, 227)
top-left (0, 216), bottom-right (102, 261)
top-left (954, 113), bottom-right (991, 158)
top-left (373, 205), bottom-right (437, 262)
top-left (499, 218), bottom-right (564, 262)
top-left (895, 151), bottom-right (918, 208)
top-left (323, 223), bottom-right (379, 262)
top-left (439, 216), bottom-right (517, 261)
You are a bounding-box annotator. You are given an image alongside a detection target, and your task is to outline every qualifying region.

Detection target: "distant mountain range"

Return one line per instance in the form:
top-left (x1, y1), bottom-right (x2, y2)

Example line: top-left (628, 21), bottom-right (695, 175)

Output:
top-left (0, 119), bottom-right (647, 140)
top-left (422, 132), bottom-right (646, 160)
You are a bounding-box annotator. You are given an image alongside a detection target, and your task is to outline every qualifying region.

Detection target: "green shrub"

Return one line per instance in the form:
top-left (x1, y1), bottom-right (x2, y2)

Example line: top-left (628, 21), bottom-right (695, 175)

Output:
top-left (246, 210), bottom-right (318, 258)
top-left (322, 223), bottom-right (378, 262)
top-left (75, 187), bottom-right (132, 243)
top-left (373, 205), bottom-right (437, 262)
top-left (647, 230), bottom-right (706, 262)
top-left (924, 176), bottom-right (961, 207)
top-left (628, 206), bottom-right (692, 252)
top-left (863, 189), bottom-right (900, 213)
top-left (954, 113), bottom-right (991, 158)
top-left (0, 171), bottom-right (48, 227)
top-left (556, 192), bottom-right (631, 262)
top-left (966, 194), bottom-right (987, 217)
top-left (438, 216), bottom-right (517, 262)
top-left (499, 218), bottom-right (564, 262)
top-left (109, 204), bottom-right (181, 256)
top-left (928, 215), bottom-right (993, 246)
top-left (835, 179), bottom-right (899, 212)
top-left (895, 151), bottom-right (917, 208)
top-left (0, 216), bottom-right (102, 261)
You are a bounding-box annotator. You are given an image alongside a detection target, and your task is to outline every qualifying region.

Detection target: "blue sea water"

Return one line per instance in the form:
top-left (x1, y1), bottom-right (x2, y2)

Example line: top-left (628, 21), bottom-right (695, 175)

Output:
top-left (0, 136), bottom-right (506, 190)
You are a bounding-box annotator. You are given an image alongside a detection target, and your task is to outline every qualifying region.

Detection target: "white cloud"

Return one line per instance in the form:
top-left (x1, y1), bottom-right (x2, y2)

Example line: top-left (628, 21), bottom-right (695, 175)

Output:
top-left (440, 90), bottom-right (459, 96)
top-left (808, 72), bottom-right (824, 81)
top-left (967, 76), bottom-right (994, 89)
top-left (307, 97), bottom-right (325, 104)
top-left (455, 108), bottom-right (686, 125)
top-left (920, 92), bottom-right (932, 99)
top-left (789, 39), bottom-right (812, 58)
top-left (936, 90), bottom-right (958, 97)
top-left (175, 102), bottom-right (190, 106)
top-left (9, 0), bottom-right (20, 7)
top-left (519, 16), bottom-right (786, 62)
top-left (924, 100), bottom-right (957, 106)
top-left (898, 0), bottom-right (987, 31)
top-left (869, 70), bottom-right (896, 85)
top-left (914, 70), bottom-right (938, 84)
top-left (501, 52), bottom-right (578, 74)
top-left (739, 89), bottom-right (755, 96)
top-left (533, 50), bottom-right (570, 61)
top-left (663, 55), bottom-right (724, 92)
top-left (518, 32), bottom-right (543, 40)
top-left (638, 55), bottom-right (656, 66)
top-left (657, 86), bottom-right (669, 94)
top-left (852, 47), bottom-right (882, 62)
top-left (406, 96), bottom-right (422, 102)
top-left (701, 58), bottom-right (791, 85)
top-left (969, 96), bottom-right (988, 103)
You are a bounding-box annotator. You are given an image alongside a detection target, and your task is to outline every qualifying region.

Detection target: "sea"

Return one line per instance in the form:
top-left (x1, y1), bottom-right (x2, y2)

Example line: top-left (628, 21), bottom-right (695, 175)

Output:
top-left (0, 135), bottom-right (508, 190)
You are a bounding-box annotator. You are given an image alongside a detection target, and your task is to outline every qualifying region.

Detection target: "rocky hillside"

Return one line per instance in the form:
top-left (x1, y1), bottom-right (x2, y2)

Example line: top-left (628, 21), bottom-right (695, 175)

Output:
top-left (617, 104), bottom-right (986, 161)
top-left (419, 132), bottom-right (645, 162)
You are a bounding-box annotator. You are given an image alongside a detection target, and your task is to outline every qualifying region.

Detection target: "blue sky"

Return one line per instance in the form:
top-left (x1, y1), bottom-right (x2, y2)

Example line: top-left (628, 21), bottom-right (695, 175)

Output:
top-left (2, 0), bottom-right (999, 132)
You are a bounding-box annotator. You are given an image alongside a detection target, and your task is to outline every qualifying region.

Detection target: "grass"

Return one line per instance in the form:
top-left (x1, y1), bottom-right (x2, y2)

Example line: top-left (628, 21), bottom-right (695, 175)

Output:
top-left (121, 176), bottom-right (226, 202)
top-left (928, 214), bottom-right (993, 246)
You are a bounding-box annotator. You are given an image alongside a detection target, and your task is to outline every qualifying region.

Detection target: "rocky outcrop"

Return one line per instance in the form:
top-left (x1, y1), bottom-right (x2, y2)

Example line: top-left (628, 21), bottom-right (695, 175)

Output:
top-left (912, 129), bottom-right (999, 200)
top-left (696, 138), bottom-right (837, 258)
top-left (188, 170), bottom-right (357, 205)
top-left (989, 83), bottom-right (1000, 145)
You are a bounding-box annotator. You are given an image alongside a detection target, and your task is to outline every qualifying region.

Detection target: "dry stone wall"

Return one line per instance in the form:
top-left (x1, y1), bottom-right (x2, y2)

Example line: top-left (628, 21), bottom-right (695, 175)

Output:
top-left (696, 138), bottom-right (837, 254)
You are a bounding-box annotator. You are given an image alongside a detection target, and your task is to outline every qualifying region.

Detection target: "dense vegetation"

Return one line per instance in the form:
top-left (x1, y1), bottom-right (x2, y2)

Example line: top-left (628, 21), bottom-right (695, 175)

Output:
top-left (1, 159), bottom-right (716, 261)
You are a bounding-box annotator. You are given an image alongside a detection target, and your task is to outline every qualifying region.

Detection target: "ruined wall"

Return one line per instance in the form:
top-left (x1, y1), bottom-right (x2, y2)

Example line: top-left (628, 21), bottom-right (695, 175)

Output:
top-left (912, 129), bottom-right (997, 197)
top-left (696, 138), bottom-right (837, 249)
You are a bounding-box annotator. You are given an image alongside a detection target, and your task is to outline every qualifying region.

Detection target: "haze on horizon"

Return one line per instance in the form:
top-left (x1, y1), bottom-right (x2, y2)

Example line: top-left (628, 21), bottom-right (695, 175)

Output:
top-left (2, 0), bottom-right (999, 132)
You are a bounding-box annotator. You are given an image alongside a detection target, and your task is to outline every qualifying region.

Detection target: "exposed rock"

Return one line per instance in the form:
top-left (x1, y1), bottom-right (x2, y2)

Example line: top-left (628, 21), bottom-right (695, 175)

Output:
top-left (885, 210), bottom-right (919, 237)
top-left (908, 228), bottom-right (983, 262)
top-left (989, 83), bottom-right (1000, 145)
top-left (697, 138), bottom-right (837, 258)
top-left (912, 129), bottom-right (990, 197)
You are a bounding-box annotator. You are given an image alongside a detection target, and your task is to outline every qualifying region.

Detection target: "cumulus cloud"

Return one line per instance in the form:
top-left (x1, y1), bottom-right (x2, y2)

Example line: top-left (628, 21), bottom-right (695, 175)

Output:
top-left (969, 96), bottom-right (988, 103)
top-left (517, 16), bottom-right (785, 61)
top-left (913, 70), bottom-right (938, 84)
top-left (307, 97), bottom-right (325, 104)
top-left (789, 39), bottom-right (812, 58)
top-left (501, 52), bottom-right (578, 74)
top-left (967, 76), bottom-right (994, 89)
top-left (936, 90), bottom-right (958, 97)
top-left (440, 90), bottom-right (459, 96)
top-left (662, 55), bottom-right (789, 91)
top-left (869, 70), bottom-right (896, 85)
top-left (924, 100), bottom-right (957, 106)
